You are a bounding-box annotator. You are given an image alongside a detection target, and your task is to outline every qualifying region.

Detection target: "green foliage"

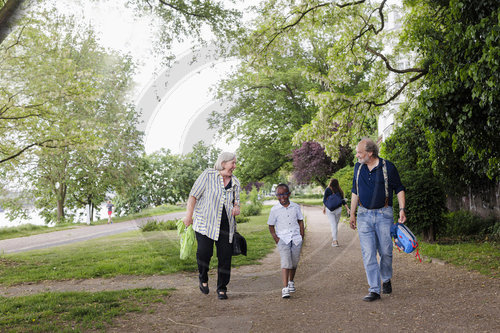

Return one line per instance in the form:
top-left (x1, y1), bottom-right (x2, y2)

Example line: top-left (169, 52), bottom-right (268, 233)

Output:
top-left (115, 142), bottom-right (220, 214)
top-left (443, 211), bottom-right (498, 240)
top-left (382, 116), bottom-right (446, 242)
top-left (235, 215), bottom-right (250, 223)
top-left (399, 168), bottom-right (447, 241)
top-left (332, 164), bottom-right (355, 199)
top-left (403, 0), bottom-right (500, 186)
top-left (126, 0), bottom-right (242, 65)
top-left (140, 219), bottom-right (178, 232)
top-left (0, 288), bottom-right (170, 332)
top-left (0, 10), bottom-right (143, 224)
top-left (240, 188), bottom-right (263, 217)
top-left (211, 7), bottom-right (324, 184)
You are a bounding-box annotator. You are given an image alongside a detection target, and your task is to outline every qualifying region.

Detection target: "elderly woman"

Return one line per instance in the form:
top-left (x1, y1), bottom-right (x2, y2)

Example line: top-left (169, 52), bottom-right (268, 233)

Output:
top-left (183, 152), bottom-right (241, 300)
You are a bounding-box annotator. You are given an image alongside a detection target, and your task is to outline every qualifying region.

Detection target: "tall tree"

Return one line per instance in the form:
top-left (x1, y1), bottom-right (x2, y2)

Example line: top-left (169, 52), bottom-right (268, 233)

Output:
top-left (0, 11), bottom-right (143, 223)
top-left (292, 141), bottom-right (353, 187)
top-left (232, 0), bottom-right (425, 159)
top-left (211, 3), bottom-right (344, 184)
top-left (401, 0), bottom-right (499, 186)
top-left (115, 142), bottom-right (220, 214)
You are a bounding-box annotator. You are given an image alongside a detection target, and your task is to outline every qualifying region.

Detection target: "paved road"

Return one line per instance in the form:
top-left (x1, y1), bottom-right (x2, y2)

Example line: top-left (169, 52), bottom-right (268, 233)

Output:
top-left (0, 211), bottom-right (186, 254)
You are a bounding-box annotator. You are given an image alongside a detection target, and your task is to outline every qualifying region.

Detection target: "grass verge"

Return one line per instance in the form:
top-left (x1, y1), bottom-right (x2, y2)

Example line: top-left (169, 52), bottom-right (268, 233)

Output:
top-left (419, 241), bottom-right (499, 278)
top-left (0, 288), bottom-right (170, 332)
top-left (0, 224), bottom-right (78, 241)
top-left (0, 207), bottom-right (275, 285)
top-left (292, 198), bottom-right (323, 206)
top-left (94, 204), bottom-right (185, 224)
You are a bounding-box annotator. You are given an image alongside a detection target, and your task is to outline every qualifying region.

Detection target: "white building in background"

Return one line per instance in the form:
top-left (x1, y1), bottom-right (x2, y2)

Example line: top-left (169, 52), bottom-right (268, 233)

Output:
top-left (377, 0), bottom-right (407, 142)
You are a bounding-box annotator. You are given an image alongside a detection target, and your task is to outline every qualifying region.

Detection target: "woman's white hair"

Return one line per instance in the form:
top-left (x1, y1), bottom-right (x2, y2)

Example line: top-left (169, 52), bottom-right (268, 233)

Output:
top-left (214, 152), bottom-right (236, 171)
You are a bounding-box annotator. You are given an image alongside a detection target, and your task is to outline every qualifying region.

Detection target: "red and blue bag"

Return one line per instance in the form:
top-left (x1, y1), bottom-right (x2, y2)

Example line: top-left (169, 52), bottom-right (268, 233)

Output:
top-left (390, 223), bottom-right (421, 262)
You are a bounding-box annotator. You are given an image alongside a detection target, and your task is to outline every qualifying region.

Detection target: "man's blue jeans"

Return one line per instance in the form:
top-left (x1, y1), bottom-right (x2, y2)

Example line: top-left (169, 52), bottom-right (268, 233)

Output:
top-left (357, 206), bottom-right (394, 294)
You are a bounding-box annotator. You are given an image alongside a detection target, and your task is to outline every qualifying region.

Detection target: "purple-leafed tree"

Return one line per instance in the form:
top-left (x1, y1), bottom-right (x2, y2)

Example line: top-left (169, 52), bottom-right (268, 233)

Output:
top-left (292, 141), bottom-right (353, 187)
top-left (244, 182), bottom-right (264, 193)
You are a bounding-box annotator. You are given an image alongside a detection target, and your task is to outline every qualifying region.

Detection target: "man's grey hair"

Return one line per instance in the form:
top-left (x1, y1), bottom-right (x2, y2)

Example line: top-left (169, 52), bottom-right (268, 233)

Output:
top-left (214, 152), bottom-right (236, 171)
top-left (361, 137), bottom-right (379, 157)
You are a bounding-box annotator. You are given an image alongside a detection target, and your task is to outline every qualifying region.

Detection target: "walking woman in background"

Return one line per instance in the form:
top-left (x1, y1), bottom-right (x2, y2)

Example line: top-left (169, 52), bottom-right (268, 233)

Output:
top-left (323, 178), bottom-right (350, 247)
top-left (183, 152), bottom-right (241, 300)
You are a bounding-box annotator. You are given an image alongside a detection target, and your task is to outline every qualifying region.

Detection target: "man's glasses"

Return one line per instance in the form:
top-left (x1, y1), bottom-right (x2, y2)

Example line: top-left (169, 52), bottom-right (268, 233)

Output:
top-left (276, 192), bottom-right (290, 197)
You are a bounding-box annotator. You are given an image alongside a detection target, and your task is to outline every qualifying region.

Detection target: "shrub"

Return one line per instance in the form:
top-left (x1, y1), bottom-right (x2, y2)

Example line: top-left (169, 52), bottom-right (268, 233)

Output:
top-left (398, 169), bottom-right (447, 242)
top-left (443, 211), bottom-right (498, 239)
top-left (235, 215), bottom-right (250, 223)
top-left (240, 188), bottom-right (263, 217)
top-left (332, 164), bottom-right (355, 199)
top-left (140, 219), bottom-right (178, 232)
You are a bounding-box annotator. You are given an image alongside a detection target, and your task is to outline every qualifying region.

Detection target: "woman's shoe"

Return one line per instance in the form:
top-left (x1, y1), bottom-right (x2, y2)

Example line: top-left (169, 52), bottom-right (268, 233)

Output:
top-left (217, 291), bottom-right (228, 300)
top-left (199, 281), bottom-right (209, 294)
top-left (332, 241), bottom-right (339, 247)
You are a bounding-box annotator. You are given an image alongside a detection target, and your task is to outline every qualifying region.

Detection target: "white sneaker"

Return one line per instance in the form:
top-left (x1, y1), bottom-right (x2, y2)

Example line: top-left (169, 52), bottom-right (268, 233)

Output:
top-left (282, 287), bottom-right (290, 298)
top-left (288, 281), bottom-right (295, 293)
top-left (332, 241), bottom-right (339, 247)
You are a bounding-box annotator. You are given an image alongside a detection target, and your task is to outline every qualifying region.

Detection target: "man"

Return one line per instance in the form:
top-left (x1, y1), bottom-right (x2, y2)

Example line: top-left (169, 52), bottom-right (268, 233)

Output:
top-left (349, 138), bottom-right (406, 302)
top-left (106, 200), bottom-right (114, 224)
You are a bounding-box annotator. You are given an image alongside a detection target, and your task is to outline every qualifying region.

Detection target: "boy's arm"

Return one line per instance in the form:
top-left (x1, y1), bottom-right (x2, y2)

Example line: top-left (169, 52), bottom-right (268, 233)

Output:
top-left (269, 225), bottom-right (279, 244)
top-left (298, 220), bottom-right (304, 238)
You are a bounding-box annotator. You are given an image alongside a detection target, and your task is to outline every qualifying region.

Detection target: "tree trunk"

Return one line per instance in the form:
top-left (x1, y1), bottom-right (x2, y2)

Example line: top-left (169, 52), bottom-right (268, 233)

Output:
top-left (56, 183), bottom-right (67, 223)
top-left (422, 224), bottom-right (436, 242)
top-left (0, 0), bottom-right (25, 44)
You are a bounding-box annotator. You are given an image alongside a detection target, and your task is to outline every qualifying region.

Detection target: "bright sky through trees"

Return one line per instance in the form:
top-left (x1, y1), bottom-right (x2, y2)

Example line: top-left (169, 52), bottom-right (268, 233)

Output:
top-left (56, 0), bottom-right (242, 155)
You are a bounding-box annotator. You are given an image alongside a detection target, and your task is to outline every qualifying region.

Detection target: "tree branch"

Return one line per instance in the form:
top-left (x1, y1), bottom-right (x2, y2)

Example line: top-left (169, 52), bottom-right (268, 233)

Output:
top-left (370, 71), bottom-right (427, 107)
top-left (365, 45), bottom-right (427, 74)
top-left (261, 1), bottom-right (367, 55)
top-left (158, 0), bottom-right (210, 19)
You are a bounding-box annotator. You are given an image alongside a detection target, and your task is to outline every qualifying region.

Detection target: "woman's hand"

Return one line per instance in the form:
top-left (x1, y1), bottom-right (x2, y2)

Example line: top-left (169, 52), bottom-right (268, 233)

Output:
top-left (322, 207), bottom-right (326, 215)
top-left (183, 215), bottom-right (193, 227)
top-left (232, 206), bottom-right (240, 216)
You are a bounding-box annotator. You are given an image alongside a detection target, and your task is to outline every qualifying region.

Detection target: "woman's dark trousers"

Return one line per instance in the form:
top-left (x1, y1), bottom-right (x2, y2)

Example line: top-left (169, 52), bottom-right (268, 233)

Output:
top-left (195, 208), bottom-right (232, 292)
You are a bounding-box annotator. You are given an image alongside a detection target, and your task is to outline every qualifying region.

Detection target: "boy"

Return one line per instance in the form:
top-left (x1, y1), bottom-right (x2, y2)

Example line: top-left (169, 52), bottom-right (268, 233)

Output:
top-left (268, 183), bottom-right (305, 298)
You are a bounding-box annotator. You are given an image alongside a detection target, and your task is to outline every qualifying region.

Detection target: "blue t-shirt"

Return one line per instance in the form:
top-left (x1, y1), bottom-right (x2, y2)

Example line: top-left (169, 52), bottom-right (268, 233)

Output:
top-left (352, 159), bottom-right (405, 209)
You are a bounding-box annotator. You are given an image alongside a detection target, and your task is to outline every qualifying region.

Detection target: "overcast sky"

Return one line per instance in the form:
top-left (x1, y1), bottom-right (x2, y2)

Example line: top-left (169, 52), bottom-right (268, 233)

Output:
top-left (53, 0), bottom-right (244, 154)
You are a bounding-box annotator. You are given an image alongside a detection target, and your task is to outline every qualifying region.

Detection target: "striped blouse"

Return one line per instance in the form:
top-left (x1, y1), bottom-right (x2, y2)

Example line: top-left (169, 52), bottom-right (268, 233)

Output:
top-left (190, 168), bottom-right (241, 241)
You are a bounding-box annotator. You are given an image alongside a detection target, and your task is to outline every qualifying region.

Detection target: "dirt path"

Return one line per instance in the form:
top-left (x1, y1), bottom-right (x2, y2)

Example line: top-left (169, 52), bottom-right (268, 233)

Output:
top-left (1, 206), bottom-right (498, 332)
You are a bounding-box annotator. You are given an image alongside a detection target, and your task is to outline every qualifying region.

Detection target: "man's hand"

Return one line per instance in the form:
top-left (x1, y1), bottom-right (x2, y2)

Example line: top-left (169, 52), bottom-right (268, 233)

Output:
top-left (349, 215), bottom-right (357, 230)
top-left (398, 210), bottom-right (407, 223)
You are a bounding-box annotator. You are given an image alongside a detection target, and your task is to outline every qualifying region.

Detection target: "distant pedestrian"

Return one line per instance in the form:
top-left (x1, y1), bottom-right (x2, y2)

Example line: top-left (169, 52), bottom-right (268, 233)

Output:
top-left (106, 200), bottom-right (114, 224)
top-left (349, 138), bottom-right (406, 302)
top-left (183, 152), bottom-right (241, 300)
top-left (323, 178), bottom-right (350, 247)
top-left (268, 183), bottom-right (304, 299)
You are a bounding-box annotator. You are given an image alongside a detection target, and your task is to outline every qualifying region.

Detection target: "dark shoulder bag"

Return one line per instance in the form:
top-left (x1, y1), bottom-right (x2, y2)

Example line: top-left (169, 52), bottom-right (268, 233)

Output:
top-left (232, 231), bottom-right (247, 256)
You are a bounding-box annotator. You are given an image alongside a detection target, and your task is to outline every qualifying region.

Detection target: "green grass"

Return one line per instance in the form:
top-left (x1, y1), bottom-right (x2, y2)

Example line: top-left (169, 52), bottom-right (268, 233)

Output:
top-left (0, 288), bottom-right (170, 332)
top-left (94, 204), bottom-right (185, 224)
top-left (0, 224), bottom-right (78, 241)
top-left (419, 241), bottom-right (499, 278)
top-left (0, 206), bottom-right (275, 285)
top-left (292, 198), bottom-right (324, 206)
